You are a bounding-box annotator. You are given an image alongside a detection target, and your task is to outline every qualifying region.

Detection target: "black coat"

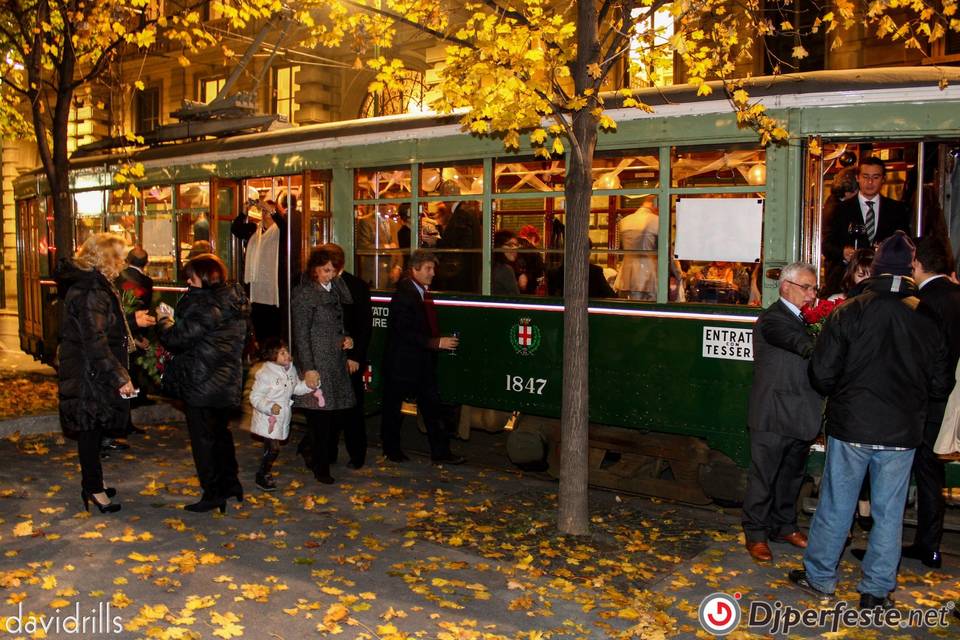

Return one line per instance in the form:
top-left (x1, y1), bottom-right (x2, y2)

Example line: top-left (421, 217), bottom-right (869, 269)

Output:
top-left (747, 299), bottom-right (822, 441)
top-left (810, 275), bottom-right (954, 448)
top-left (55, 260), bottom-right (132, 433)
top-left (159, 283), bottom-right (250, 408)
top-left (381, 278), bottom-right (441, 385)
top-left (822, 195), bottom-right (911, 266)
top-left (918, 276), bottom-right (960, 441)
top-left (339, 270), bottom-right (372, 365)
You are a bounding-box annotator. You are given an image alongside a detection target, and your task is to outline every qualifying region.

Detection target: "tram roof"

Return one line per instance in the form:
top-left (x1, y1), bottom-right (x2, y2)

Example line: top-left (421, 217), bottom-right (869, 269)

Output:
top-left (23, 66), bottom-right (960, 181)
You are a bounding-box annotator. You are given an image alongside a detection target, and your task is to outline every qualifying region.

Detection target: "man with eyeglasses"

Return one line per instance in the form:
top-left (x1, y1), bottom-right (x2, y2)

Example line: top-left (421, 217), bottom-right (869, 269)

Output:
top-left (822, 157), bottom-right (911, 282)
top-left (789, 231), bottom-right (953, 610)
top-left (742, 262), bottom-right (822, 563)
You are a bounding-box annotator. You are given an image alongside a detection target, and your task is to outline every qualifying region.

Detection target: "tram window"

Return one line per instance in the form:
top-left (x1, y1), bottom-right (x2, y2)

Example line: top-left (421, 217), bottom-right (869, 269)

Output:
top-left (605, 194), bottom-right (659, 301)
top-left (493, 199), bottom-right (557, 296)
top-left (142, 185), bottom-right (175, 282)
top-left (671, 145), bottom-right (766, 188)
top-left (495, 158), bottom-right (564, 193)
top-left (176, 182), bottom-right (213, 269)
top-left (669, 194), bottom-right (764, 306)
top-left (74, 190), bottom-right (105, 249)
top-left (420, 163), bottom-right (483, 196)
top-left (422, 199), bottom-right (482, 294)
top-left (354, 203), bottom-right (405, 290)
top-left (107, 190), bottom-right (139, 247)
top-left (307, 182), bottom-right (331, 248)
top-left (355, 167), bottom-right (411, 199)
top-left (593, 149), bottom-right (660, 189)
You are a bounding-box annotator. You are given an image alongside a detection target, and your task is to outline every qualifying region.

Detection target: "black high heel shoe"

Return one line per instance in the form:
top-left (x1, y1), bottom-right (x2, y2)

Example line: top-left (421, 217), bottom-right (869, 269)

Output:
top-left (184, 498), bottom-right (226, 513)
top-left (226, 487), bottom-right (244, 503)
top-left (81, 490), bottom-right (121, 513)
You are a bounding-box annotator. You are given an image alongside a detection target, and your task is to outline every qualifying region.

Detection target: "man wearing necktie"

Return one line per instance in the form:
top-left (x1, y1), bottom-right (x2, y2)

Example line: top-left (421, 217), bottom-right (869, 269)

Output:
top-left (742, 262), bottom-right (823, 563)
top-left (822, 157), bottom-right (911, 278)
top-left (379, 250), bottom-right (466, 465)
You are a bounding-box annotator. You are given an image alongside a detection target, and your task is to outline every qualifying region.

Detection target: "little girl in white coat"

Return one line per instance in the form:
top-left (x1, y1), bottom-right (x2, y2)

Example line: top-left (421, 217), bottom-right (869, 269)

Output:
top-left (250, 338), bottom-right (319, 491)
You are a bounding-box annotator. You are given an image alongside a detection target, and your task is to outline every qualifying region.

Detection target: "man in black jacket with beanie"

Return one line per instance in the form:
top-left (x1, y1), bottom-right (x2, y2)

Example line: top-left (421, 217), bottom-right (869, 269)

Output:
top-left (789, 231), bottom-right (953, 610)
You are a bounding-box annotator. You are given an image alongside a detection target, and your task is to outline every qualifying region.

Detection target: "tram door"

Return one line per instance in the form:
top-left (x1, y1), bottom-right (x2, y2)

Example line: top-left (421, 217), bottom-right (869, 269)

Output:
top-left (212, 179), bottom-right (241, 280)
top-left (296, 169), bottom-right (332, 275)
top-left (802, 138), bottom-right (960, 293)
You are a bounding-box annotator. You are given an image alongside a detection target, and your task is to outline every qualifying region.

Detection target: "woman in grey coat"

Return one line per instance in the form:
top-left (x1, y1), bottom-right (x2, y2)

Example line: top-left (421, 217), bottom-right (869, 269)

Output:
top-left (291, 246), bottom-right (355, 484)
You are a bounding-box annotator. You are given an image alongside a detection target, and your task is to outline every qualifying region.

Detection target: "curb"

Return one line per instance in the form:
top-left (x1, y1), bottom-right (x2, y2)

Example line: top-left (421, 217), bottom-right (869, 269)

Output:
top-left (0, 400), bottom-right (186, 438)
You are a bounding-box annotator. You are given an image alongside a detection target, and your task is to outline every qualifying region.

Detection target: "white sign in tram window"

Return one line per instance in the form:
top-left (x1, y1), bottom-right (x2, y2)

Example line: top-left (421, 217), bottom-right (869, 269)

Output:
top-left (675, 198), bottom-right (763, 263)
top-left (702, 326), bottom-right (753, 361)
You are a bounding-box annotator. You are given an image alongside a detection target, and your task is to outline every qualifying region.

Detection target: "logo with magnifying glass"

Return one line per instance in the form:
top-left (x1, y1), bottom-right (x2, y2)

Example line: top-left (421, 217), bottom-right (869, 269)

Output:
top-left (698, 592), bottom-right (742, 636)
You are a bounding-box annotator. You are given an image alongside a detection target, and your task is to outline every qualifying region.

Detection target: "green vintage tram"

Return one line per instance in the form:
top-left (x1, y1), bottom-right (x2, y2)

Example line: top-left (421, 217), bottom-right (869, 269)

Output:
top-left (15, 68), bottom-right (960, 504)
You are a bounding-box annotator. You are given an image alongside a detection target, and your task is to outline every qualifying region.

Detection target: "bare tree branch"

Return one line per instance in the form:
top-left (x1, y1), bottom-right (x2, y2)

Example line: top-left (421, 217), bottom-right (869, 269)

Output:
top-left (481, 0), bottom-right (531, 25)
top-left (343, 0), bottom-right (475, 49)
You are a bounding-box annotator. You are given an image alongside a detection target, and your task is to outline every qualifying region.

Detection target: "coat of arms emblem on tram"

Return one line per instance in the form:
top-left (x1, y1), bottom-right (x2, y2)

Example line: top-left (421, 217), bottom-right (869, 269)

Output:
top-left (509, 318), bottom-right (541, 356)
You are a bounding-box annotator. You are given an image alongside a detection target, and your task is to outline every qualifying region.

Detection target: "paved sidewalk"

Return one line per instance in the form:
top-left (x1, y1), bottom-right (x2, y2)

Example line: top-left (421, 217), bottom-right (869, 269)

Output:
top-left (0, 419), bottom-right (958, 639)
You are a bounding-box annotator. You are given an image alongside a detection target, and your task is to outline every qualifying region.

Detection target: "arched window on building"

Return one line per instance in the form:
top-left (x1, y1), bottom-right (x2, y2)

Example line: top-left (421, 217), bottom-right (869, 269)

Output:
top-left (359, 69), bottom-right (427, 118)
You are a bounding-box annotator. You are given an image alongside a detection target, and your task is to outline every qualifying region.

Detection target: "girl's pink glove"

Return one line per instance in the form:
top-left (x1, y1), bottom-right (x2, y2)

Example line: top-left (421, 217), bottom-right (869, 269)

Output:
top-left (313, 388), bottom-right (326, 408)
top-left (268, 415), bottom-right (276, 433)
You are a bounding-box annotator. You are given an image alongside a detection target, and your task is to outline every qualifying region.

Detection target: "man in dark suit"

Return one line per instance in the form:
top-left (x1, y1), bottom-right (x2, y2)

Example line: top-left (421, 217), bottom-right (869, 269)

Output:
top-left (905, 235), bottom-right (960, 567)
top-left (823, 157), bottom-right (912, 275)
top-left (742, 262), bottom-right (822, 562)
top-left (379, 250), bottom-right (465, 465)
top-left (112, 245), bottom-right (155, 441)
top-left (324, 243), bottom-right (372, 469)
top-left (118, 246), bottom-right (153, 312)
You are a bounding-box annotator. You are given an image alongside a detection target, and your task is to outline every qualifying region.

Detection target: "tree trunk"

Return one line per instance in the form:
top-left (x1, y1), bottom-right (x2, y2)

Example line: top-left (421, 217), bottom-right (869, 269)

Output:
top-left (557, 0), bottom-right (599, 536)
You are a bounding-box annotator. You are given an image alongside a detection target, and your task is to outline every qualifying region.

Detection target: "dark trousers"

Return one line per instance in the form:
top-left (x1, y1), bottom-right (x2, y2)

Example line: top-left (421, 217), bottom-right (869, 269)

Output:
top-left (77, 428), bottom-right (105, 493)
top-left (337, 369), bottom-right (368, 466)
top-left (379, 376), bottom-right (451, 460)
top-left (912, 438), bottom-right (946, 553)
top-left (184, 405), bottom-right (240, 500)
top-left (305, 410), bottom-right (347, 478)
top-left (742, 430), bottom-right (811, 542)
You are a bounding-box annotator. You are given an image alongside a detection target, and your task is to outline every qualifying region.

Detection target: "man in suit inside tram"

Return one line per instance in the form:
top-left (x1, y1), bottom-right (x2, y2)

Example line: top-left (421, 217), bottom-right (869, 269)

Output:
top-left (822, 157), bottom-right (911, 281)
top-left (379, 250), bottom-right (465, 465)
top-left (742, 262), bottom-right (822, 562)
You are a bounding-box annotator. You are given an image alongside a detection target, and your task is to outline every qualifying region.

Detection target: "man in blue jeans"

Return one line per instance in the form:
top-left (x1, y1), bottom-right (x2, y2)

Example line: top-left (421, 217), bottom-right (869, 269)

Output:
top-left (788, 231), bottom-right (953, 610)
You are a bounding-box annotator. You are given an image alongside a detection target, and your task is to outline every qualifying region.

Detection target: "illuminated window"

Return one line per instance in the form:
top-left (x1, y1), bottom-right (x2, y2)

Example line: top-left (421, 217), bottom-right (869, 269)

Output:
top-left (273, 66), bottom-right (300, 124)
top-left (629, 7), bottom-right (675, 88)
top-left (197, 77), bottom-right (225, 104)
top-left (134, 86), bottom-right (161, 134)
top-left (359, 69), bottom-right (427, 117)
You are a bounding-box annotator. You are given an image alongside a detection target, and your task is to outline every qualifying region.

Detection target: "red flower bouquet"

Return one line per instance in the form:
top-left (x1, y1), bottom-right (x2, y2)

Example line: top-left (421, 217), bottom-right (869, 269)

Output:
top-left (800, 297), bottom-right (844, 335)
top-left (135, 342), bottom-right (172, 386)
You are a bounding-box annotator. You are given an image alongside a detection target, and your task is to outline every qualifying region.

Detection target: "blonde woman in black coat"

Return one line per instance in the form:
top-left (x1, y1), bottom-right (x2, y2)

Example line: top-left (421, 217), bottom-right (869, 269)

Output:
top-left (55, 233), bottom-right (155, 514)
top-left (159, 254), bottom-right (250, 513)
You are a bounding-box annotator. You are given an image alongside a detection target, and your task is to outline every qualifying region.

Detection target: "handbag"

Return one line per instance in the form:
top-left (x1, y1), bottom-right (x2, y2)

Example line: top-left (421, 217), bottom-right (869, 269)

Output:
top-left (933, 358), bottom-right (960, 459)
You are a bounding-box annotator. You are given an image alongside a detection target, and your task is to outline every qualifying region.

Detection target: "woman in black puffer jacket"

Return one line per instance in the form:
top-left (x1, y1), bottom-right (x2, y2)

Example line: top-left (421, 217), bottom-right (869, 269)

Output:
top-left (56, 233), bottom-right (155, 514)
top-left (159, 254), bottom-right (250, 513)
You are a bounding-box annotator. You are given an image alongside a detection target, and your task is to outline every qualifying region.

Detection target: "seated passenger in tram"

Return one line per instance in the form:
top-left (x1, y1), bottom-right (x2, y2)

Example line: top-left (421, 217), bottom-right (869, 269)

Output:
top-left (492, 230), bottom-right (522, 295)
top-left (517, 225), bottom-right (547, 295)
top-left (546, 244), bottom-right (616, 298)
